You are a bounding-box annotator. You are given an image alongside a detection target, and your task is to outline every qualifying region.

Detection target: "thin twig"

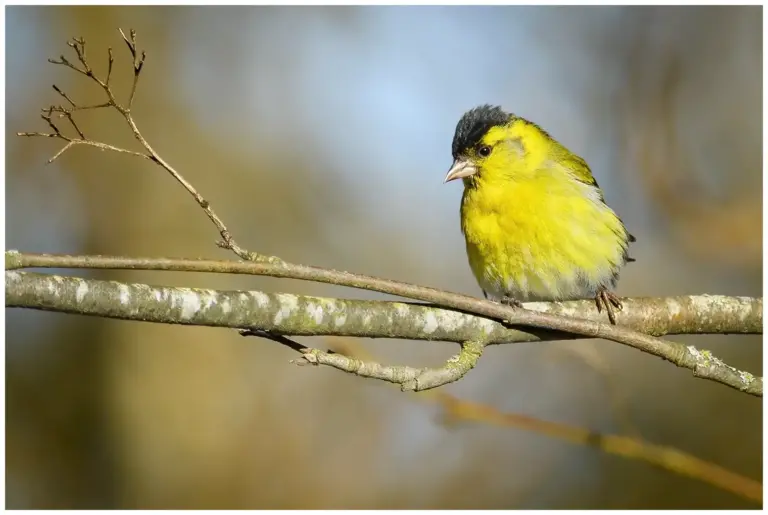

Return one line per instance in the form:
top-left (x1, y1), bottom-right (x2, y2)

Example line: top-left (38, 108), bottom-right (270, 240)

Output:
top-left (19, 30), bottom-right (271, 263)
top-left (52, 84), bottom-right (76, 107)
top-left (239, 329), bottom-right (308, 354)
top-left (296, 339), bottom-right (485, 391)
top-left (48, 55), bottom-right (88, 77)
top-left (45, 140), bottom-right (149, 164)
top-left (106, 47), bottom-right (114, 87)
top-left (300, 348), bottom-right (427, 385)
top-left (39, 112), bottom-right (64, 138)
top-left (118, 28), bottom-right (145, 109)
top-left (60, 111), bottom-right (85, 139)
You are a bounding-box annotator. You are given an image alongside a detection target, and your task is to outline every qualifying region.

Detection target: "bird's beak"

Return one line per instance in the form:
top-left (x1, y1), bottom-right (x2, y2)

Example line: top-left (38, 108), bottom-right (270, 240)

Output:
top-left (444, 159), bottom-right (478, 183)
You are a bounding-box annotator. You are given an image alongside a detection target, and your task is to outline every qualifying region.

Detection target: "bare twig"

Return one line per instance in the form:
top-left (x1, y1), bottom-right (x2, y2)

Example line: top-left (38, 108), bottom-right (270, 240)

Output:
top-left (61, 111), bottom-right (85, 139)
top-left (300, 348), bottom-right (427, 386)
top-left (118, 28), bottom-right (145, 108)
top-left (18, 30), bottom-right (274, 264)
top-left (6, 266), bottom-right (762, 397)
top-left (44, 140), bottom-right (148, 164)
top-left (297, 339), bottom-right (485, 391)
top-left (48, 54), bottom-right (88, 77)
top-left (239, 329), bottom-right (308, 354)
top-left (106, 47), bottom-right (114, 86)
top-left (52, 84), bottom-right (76, 107)
top-left (40, 111), bottom-right (63, 137)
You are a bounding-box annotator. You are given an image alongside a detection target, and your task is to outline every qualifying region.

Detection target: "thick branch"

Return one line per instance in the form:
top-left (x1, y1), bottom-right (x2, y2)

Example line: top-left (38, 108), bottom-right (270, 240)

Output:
top-left (6, 270), bottom-right (761, 341)
top-left (6, 270), bottom-right (762, 396)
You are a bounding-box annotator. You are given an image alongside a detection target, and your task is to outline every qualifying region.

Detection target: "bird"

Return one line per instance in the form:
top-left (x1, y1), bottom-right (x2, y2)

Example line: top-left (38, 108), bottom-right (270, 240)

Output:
top-left (444, 104), bottom-right (635, 324)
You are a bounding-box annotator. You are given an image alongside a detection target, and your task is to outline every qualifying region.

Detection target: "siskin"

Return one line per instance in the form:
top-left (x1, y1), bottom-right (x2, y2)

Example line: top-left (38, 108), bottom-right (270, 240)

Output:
top-left (444, 105), bottom-right (635, 324)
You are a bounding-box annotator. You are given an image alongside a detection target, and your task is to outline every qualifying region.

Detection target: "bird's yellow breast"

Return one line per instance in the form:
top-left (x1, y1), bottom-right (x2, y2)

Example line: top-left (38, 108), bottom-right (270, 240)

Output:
top-left (460, 170), bottom-right (627, 301)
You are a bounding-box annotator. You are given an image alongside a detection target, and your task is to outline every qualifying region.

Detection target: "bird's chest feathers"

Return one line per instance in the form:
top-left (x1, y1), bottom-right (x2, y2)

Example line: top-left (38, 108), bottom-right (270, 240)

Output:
top-left (461, 177), bottom-right (579, 245)
top-left (460, 176), bottom-right (616, 299)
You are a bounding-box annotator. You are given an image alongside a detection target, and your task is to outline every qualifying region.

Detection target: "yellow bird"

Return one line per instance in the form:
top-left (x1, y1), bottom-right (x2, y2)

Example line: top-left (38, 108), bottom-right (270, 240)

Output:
top-left (444, 105), bottom-right (634, 324)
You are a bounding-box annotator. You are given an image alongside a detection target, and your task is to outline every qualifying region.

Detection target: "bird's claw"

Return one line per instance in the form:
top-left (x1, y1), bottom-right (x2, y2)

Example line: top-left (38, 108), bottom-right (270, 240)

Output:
top-left (595, 289), bottom-right (623, 325)
top-left (500, 296), bottom-right (523, 308)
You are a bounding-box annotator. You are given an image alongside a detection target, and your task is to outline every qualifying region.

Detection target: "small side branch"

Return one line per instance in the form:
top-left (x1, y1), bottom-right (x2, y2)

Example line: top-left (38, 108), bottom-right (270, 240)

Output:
top-left (299, 348), bottom-right (426, 388)
top-left (118, 28), bottom-right (145, 108)
top-left (401, 340), bottom-right (485, 391)
top-left (296, 339), bottom-right (485, 392)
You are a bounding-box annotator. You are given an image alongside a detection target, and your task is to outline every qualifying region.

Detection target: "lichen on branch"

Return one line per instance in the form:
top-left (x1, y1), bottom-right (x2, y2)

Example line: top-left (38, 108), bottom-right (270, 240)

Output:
top-left (6, 270), bottom-right (763, 397)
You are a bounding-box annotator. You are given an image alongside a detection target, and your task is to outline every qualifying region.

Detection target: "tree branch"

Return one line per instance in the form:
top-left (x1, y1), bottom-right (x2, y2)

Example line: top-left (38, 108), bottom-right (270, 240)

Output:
top-left (6, 269), bottom-right (762, 396)
top-left (296, 339), bottom-right (485, 392)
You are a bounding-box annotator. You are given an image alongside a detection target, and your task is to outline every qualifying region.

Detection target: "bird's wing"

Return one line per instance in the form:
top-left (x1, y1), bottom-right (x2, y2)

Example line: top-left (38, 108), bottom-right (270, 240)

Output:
top-left (560, 151), bottom-right (638, 249)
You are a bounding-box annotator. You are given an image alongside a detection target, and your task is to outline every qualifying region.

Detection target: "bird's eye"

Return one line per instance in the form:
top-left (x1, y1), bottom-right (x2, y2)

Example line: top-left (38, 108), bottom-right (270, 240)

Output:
top-left (477, 145), bottom-right (492, 157)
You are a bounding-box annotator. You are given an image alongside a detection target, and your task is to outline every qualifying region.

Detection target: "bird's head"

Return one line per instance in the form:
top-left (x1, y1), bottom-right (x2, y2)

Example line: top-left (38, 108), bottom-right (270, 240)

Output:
top-left (444, 104), bottom-right (550, 186)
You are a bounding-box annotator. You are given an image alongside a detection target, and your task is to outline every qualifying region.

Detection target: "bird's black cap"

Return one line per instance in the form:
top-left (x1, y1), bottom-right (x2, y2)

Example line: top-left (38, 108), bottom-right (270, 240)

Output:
top-left (452, 105), bottom-right (512, 159)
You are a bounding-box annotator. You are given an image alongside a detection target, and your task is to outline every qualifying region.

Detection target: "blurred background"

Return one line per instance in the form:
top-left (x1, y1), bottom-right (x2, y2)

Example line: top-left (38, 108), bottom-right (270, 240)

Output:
top-left (5, 5), bottom-right (762, 509)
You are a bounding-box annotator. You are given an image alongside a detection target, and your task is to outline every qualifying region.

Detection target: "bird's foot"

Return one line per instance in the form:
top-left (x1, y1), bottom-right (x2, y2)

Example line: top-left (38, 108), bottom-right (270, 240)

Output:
top-left (595, 288), bottom-right (623, 325)
top-left (499, 295), bottom-right (523, 308)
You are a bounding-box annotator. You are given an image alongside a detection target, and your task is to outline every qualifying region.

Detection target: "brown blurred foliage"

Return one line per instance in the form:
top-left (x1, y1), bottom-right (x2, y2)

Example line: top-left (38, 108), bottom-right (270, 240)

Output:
top-left (618, 6), bottom-right (762, 269)
top-left (6, 5), bottom-right (761, 509)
